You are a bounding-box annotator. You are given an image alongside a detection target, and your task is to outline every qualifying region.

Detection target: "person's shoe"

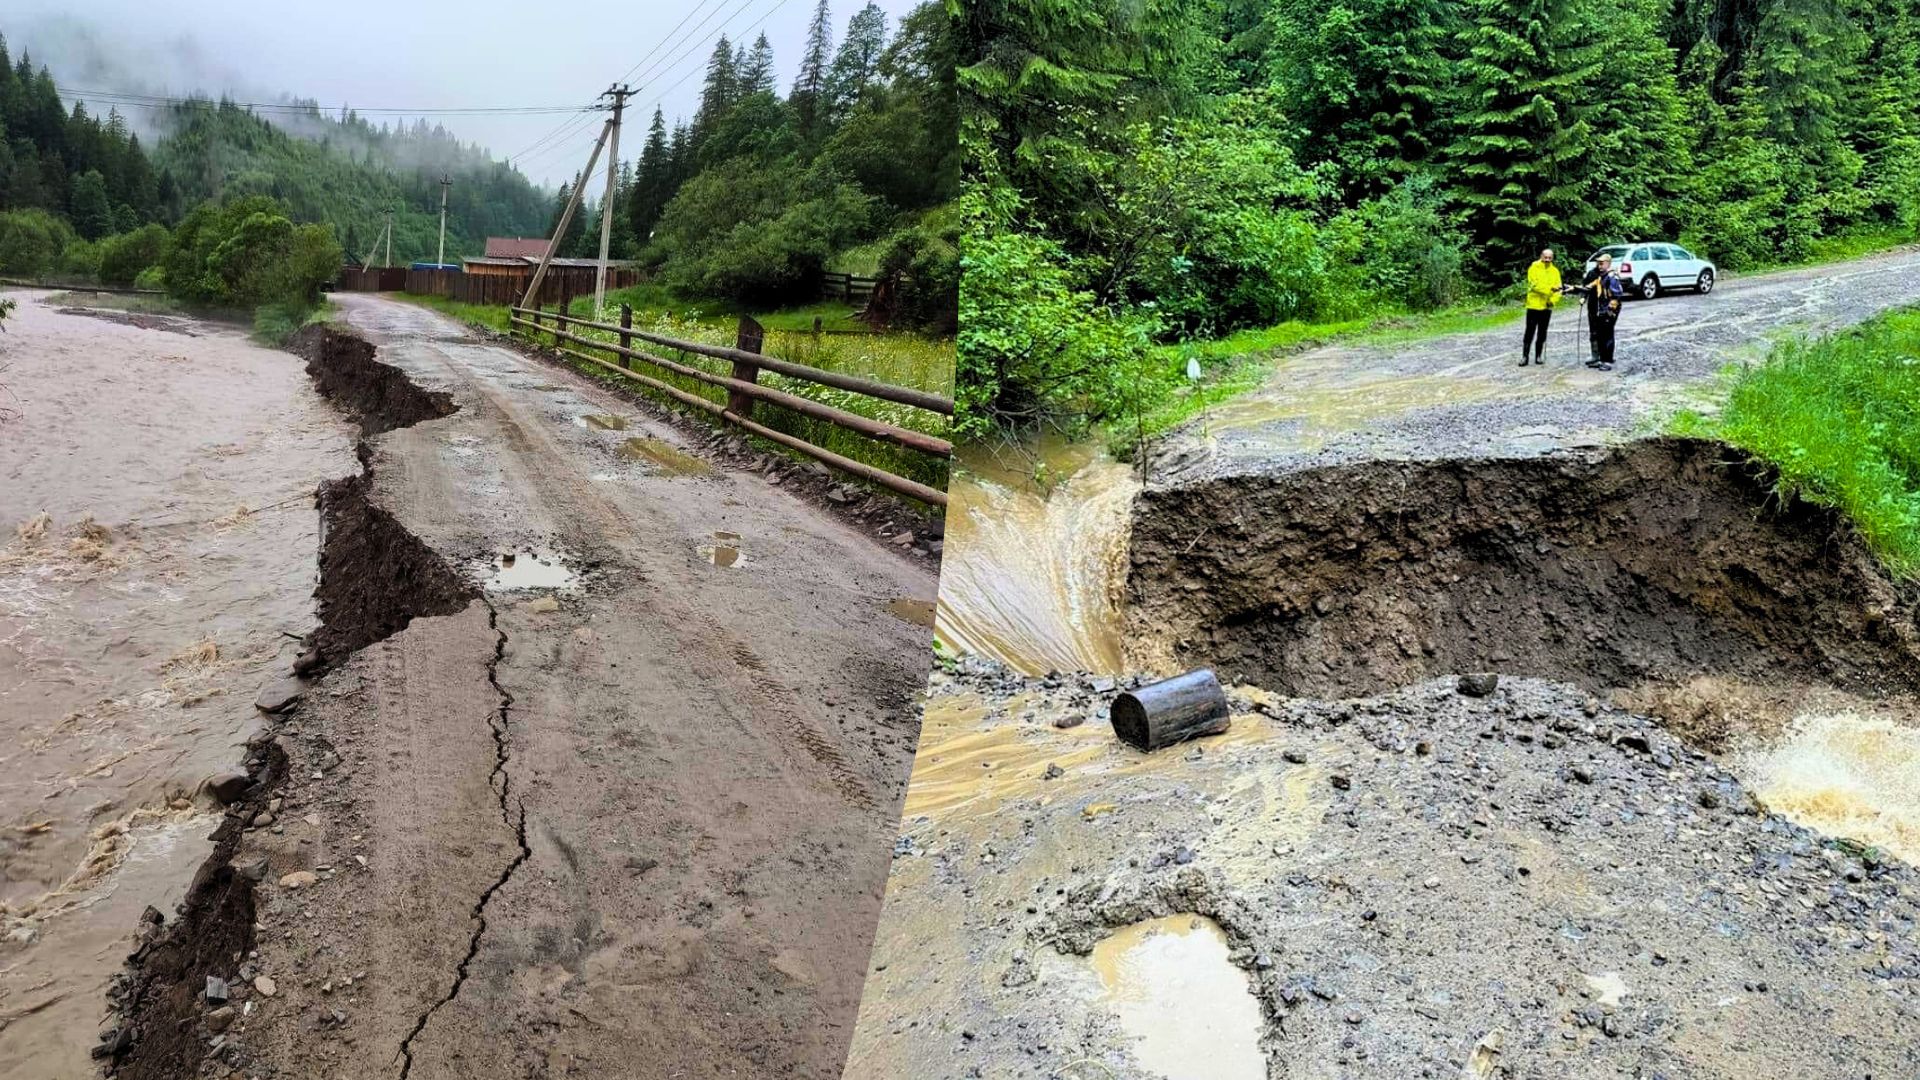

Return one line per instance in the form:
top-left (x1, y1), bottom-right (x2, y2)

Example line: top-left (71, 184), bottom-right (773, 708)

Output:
top-left (1597, 362), bottom-right (1614, 371)
top-left (1518, 354), bottom-right (1530, 367)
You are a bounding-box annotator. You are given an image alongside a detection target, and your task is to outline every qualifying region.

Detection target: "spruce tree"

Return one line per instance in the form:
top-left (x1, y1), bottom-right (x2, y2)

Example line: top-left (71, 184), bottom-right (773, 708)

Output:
top-left (1443, 0), bottom-right (1598, 267)
top-left (789, 0), bottom-right (835, 143)
top-left (692, 36), bottom-right (738, 148)
top-left (739, 34), bottom-right (777, 98)
top-left (826, 3), bottom-right (889, 121)
top-left (627, 107), bottom-right (672, 245)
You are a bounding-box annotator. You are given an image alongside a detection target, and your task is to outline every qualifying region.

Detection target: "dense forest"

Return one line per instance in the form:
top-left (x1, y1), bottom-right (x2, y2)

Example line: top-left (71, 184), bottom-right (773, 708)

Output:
top-left (586, 0), bottom-right (959, 326)
top-left (0, 29), bottom-right (549, 285)
top-left (958, 0), bottom-right (1920, 432)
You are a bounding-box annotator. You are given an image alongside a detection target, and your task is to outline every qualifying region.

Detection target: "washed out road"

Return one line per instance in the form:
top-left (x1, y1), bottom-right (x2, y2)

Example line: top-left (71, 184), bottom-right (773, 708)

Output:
top-left (129, 293), bottom-right (939, 1079)
top-left (1155, 246), bottom-right (1920, 481)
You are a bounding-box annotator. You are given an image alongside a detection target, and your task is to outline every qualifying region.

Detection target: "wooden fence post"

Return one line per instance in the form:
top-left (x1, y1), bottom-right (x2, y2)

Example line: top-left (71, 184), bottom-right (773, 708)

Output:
top-left (728, 315), bottom-right (764, 419)
top-left (618, 304), bottom-right (633, 370)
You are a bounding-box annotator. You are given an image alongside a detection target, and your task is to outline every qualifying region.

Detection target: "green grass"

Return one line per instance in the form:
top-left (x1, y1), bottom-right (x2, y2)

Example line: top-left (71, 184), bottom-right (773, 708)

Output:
top-left (1671, 307), bottom-right (1920, 578)
top-left (1735, 224), bottom-right (1918, 277)
top-left (394, 287), bottom-right (954, 498)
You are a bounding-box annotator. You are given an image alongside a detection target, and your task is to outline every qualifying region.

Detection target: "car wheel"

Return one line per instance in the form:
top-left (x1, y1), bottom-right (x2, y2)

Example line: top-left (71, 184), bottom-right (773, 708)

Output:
top-left (1697, 269), bottom-right (1714, 295)
top-left (1640, 274), bottom-right (1660, 300)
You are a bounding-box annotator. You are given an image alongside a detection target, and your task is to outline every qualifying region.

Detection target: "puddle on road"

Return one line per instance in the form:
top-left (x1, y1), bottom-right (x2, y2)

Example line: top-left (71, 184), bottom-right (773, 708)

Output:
top-left (577, 413), bottom-right (629, 431)
top-left (484, 548), bottom-right (578, 592)
top-left (701, 531), bottom-right (744, 568)
top-left (884, 597), bottom-right (936, 628)
top-left (619, 436), bottom-right (715, 477)
top-left (1089, 914), bottom-right (1267, 1080)
top-left (1737, 712), bottom-right (1920, 864)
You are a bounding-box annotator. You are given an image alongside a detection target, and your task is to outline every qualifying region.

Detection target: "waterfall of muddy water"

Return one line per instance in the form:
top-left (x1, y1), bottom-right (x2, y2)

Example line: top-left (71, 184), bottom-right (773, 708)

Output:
top-left (935, 439), bottom-right (1138, 675)
top-left (0, 294), bottom-right (359, 1075)
top-left (1736, 713), bottom-right (1920, 865)
top-left (1089, 914), bottom-right (1268, 1080)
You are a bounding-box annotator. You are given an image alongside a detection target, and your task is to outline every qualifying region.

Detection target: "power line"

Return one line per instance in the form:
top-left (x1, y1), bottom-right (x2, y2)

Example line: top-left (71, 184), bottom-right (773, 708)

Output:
top-left (613, 0), bottom-right (731, 85)
top-left (54, 85), bottom-right (594, 116)
top-left (641, 0), bottom-right (798, 108)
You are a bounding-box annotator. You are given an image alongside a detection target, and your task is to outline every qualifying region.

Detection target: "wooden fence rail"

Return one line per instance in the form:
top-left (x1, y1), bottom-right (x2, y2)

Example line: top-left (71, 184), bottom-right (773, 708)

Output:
top-left (334, 265), bottom-right (643, 306)
top-left (506, 303), bottom-right (951, 506)
top-left (821, 272), bottom-right (878, 303)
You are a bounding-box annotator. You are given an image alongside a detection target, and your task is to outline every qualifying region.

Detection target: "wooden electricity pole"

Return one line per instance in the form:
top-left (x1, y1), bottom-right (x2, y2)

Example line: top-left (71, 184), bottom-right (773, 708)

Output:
top-left (435, 174), bottom-right (451, 267)
top-left (383, 209), bottom-right (394, 268)
top-left (593, 84), bottom-right (631, 315)
top-left (520, 116), bottom-right (614, 311)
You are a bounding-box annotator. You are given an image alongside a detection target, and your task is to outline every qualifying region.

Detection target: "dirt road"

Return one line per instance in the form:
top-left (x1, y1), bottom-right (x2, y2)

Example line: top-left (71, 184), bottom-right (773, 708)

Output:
top-left (0, 292), bottom-right (358, 1077)
top-left (107, 293), bottom-right (938, 1079)
top-left (1154, 245), bottom-right (1920, 482)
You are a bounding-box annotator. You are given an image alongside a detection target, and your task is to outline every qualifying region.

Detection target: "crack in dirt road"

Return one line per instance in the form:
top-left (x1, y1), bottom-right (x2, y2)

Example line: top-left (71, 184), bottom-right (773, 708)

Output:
top-left (394, 599), bottom-right (531, 1079)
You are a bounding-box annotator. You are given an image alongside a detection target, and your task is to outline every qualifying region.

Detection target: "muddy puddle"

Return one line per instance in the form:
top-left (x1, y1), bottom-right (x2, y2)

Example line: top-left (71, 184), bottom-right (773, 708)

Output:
top-left (1087, 914), bottom-right (1267, 1080)
top-left (577, 413), bottom-right (629, 431)
top-left (484, 548), bottom-right (579, 591)
top-left (884, 597), bottom-right (937, 628)
top-left (1737, 712), bottom-right (1920, 863)
top-left (619, 435), bottom-right (715, 477)
top-left (702, 531), bottom-right (744, 567)
top-left (935, 439), bottom-right (1137, 676)
top-left (0, 296), bottom-right (359, 1075)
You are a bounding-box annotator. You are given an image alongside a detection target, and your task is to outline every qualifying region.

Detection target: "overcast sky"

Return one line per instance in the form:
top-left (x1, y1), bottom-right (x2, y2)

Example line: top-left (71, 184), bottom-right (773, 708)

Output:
top-left (6, 0), bottom-right (920, 188)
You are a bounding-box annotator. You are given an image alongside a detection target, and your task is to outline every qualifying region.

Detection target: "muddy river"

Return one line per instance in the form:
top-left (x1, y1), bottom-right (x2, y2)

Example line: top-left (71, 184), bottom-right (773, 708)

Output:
top-left (0, 292), bottom-right (357, 1075)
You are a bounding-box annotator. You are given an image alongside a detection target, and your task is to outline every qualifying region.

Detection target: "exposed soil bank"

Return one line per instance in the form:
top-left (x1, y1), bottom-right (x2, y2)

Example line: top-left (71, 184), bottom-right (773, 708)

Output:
top-left (105, 324), bottom-right (474, 1077)
top-left (307, 473), bottom-right (477, 670)
top-left (1129, 437), bottom-right (1920, 699)
top-left (292, 323), bottom-right (456, 436)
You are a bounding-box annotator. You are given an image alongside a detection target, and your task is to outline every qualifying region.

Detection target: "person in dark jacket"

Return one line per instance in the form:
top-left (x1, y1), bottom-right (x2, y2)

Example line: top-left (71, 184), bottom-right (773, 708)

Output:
top-left (1580, 254), bottom-right (1625, 370)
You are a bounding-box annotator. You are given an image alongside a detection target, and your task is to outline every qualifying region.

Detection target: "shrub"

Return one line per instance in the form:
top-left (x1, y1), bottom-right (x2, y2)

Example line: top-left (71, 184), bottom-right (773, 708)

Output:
top-left (0, 209), bottom-right (75, 278)
top-left (98, 224), bottom-right (172, 286)
top-left (650, 160), bottom-right (875, 307)
top-left (161, 196), bottom-right (341, 310)
top-left (58, 238), bottom-right (102, 281)
top-left (875, 204), bottom-right (959, 334)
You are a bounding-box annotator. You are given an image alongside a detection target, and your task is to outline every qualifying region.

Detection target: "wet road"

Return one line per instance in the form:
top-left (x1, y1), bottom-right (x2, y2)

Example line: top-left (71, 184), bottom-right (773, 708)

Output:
top-left (227, 294), bottom-right (936, 1079)
top-left (1155, 246), bottom-right (1920, 482)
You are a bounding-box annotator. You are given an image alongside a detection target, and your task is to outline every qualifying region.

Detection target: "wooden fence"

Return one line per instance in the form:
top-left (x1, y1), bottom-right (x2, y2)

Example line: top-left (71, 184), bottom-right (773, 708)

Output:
top-left (507, 303), bottom-right (951, 506)
top-left (821, 272), bottom-right (878, 304)
top-left (335, 265), bottom-right (642, 306)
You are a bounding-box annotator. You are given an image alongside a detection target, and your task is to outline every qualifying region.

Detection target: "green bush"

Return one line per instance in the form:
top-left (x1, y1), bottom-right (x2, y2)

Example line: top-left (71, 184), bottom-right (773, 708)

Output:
top-left (876, 204), bottom-right (958, 334)
top-left (161, 196), bottom-right (341, 310)
top-left (98, 224), bottom-right (172, 286)
top-left (650, 160), bottom-right (875, 307)
top-left (0, 209), bottom-right (76, 278)
top-left (58, 238), bottom-right (102, 281)
top-left (133, 265), bottom-right (166, 291)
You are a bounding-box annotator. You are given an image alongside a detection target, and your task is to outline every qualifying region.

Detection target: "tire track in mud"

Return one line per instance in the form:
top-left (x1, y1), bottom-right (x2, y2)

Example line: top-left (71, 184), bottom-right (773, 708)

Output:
top-left (405, 338), bottom-right (882, 814)
top-left (106, 326), bottom-right (516, 1080)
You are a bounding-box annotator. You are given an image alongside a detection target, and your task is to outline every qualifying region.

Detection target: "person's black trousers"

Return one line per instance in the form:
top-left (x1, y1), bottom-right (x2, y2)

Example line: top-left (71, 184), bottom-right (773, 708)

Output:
top-left (1589, 312), bottom-right (1617, 365)
top-left (1522, 307), bottom-right (1552, 360)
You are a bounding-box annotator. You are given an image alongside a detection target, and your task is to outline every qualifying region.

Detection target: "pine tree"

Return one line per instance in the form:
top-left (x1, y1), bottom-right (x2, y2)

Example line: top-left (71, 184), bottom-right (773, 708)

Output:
top-left (789, 0), bottom-right (835, 143)
top-left (825, 3), bottom-right (889, 121)
top-left (739, 34), bottom-right (777, 98)
top-left (627, 107), bottom-right (672, 244)
top-left (692, 36), bottom-right (738, 148)
top-left (69, 168), bottom-right (112, 239)
top-left (1442, 0), bottom-right (1599, 266)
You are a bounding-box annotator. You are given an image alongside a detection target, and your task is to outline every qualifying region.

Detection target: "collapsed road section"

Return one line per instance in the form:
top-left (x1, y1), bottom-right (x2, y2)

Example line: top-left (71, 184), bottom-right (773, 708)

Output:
top-left (105, 292), bottom-right (940, 1080)
top-left (848, 434), bottom-right (1920, 1078)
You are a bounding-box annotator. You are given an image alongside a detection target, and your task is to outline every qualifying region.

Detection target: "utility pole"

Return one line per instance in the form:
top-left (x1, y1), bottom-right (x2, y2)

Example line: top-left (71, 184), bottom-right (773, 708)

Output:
top-left (435, 174), bottom-right (451, 267)
top-left (521, 116), bottom-right (614, 311)
top-left (594, 84), bottom-right (631, 315)
top-left (383, 209), bottom-right (394, 268)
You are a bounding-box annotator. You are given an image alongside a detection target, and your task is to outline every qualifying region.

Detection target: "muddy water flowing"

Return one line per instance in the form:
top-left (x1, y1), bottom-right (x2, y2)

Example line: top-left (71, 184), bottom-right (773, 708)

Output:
top-left (1089, 914), bottom-right (1267, 1080)
top-left (0, 292), bottom-right (359, 1075)
top-left (1738, 713), bottom-right (1920, 864)
top-left (935, 441), bottom-right (1137, 675)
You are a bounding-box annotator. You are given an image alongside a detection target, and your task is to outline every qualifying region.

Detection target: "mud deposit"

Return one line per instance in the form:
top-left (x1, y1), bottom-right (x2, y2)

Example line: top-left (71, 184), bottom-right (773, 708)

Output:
top-left (848, 664), bottom-right (1920, 1079)
top-left (0, 294), bottom-right (358, 1077)
top-left (1129, 437), bottom-right (1920, 700)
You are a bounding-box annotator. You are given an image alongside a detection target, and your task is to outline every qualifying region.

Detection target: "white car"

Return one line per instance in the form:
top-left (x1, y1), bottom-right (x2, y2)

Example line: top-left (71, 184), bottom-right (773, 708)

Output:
top-left (1583, 242), bottom-right (1717, 300)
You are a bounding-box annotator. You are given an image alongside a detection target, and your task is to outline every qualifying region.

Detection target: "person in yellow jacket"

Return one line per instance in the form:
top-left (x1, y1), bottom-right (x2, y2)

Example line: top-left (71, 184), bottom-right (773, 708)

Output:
top-left (1521, 247), bottom-right (1563, 367)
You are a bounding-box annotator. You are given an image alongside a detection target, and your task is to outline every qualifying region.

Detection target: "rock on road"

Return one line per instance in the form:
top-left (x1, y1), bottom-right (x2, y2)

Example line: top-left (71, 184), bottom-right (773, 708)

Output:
top-left (225, 294), bottom-right (938, 1079)
top-left (1154, 246), bottom-right (1920, 483)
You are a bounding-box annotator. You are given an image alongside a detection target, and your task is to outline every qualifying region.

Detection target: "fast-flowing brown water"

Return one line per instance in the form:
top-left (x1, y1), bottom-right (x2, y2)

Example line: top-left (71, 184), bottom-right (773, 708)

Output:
top-left (934, 439), bottom-right (1137, 675)
top-left (0, 293), bottom-right (357, 1075)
